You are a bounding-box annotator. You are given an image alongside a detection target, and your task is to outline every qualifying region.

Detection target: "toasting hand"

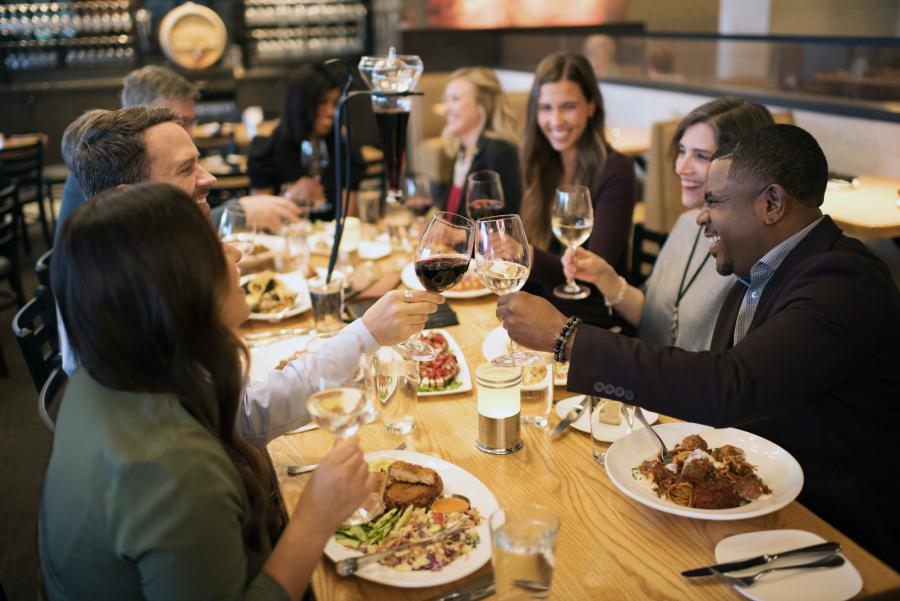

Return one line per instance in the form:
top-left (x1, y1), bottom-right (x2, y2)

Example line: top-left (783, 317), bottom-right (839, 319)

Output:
top-left (562, 247), bottom-right (619, 294)
top-left (495, 292), bottom-right (567, 353)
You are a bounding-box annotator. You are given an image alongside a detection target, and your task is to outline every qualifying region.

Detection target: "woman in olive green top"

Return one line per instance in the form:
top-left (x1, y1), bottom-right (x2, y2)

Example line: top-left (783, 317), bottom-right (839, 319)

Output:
top-left (40, 183), bottom-right (375, 601)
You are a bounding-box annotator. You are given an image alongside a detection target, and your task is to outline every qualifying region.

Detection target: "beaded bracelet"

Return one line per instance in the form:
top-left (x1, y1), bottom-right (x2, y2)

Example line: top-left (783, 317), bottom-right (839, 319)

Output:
top-left (553, 316), bottom-right (582, 363)
top-left (604, 275), bottom-right (627, 315)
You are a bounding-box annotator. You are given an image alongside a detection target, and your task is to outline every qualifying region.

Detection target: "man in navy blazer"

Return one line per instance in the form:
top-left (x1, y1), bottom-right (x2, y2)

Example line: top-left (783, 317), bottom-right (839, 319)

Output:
top-left (497, 124), bottom-right (900, 569)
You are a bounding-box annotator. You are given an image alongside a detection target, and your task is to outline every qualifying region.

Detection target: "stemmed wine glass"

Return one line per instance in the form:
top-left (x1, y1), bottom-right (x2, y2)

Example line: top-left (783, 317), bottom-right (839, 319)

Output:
top-left (305, 365), bottom-right (379, 525)
top-left (395, 211), bottom-right (475, 361)
top-left (218, 204), bottom-right (256, 255)
top-left (404, 173), bottom-right (434, 234)
top-left (474, 214), bottom-right (540, 367)
top-left (466, 170), bottom-right (506, 221)
top-left (552, 185), bottom-right (594, 300)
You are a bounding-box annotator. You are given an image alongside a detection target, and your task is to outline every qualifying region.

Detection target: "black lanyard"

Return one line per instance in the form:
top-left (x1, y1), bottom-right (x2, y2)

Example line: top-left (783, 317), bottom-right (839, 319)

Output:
top-left (670, 226), bottom-right (711, 344)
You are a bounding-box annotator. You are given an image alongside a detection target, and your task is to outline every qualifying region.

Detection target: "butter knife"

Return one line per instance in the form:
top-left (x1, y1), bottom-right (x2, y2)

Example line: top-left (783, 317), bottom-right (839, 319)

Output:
top-left (548, 396), bottom-right (589, 438)
top-left (682, 541), bottom-right (840, 577)
top-left (426, 573), bottom-right (495, 601)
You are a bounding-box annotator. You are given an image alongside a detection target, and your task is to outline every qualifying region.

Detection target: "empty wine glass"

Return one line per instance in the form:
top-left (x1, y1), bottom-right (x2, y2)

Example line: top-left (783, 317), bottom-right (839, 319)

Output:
top-left (306, 367), bottom-right (378, 525)
top-left (395, 211), bottom-right (474, 361)
top-left (474, 214), bottom-right (540, 367)
top-left (218, 204), bottom-right (256, 255)
top-left (404, 173), bottom-right (434, 234)
top-left (466, 170), bottom-right (505, 221)
top-left (300, 138), bottom-right (331, 214)
top-left (552, 185), bottom-right (594, 300)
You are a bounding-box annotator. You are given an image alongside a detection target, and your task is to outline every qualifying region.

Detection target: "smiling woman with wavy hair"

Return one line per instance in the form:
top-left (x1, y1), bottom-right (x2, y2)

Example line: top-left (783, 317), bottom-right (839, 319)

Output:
top-left (41, 182), bottom-right (375, 601)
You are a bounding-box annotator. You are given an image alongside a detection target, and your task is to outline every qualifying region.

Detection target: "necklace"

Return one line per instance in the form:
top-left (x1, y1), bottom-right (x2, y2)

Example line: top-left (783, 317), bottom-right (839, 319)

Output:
top-left (670, 226), bottom-right (711, 344)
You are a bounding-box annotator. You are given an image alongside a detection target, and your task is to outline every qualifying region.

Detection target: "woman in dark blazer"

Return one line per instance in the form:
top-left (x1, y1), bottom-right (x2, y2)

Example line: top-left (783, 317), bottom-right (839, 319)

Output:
top-left (439, 67), bottom-right (522, 216)
top-left (249, 63), bottom-right (365, 221)
top-left (519, 52), bottom-right (637, 327)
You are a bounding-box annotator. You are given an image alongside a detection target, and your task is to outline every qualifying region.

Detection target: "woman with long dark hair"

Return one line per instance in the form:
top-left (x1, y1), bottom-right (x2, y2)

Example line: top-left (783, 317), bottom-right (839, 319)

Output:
top-left (563, 97), bottom-right (774, 350)
top-left (41, 183), bottom-right (375, 600)
top-left (520, 52), bottom-right (637, 325)
top-left (249, 63), bottom-right (365, 220)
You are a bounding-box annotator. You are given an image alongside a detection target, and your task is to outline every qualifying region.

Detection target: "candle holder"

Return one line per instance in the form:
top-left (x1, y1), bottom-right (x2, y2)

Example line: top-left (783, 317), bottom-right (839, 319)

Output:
top-left (475, 363), bottom-right (523, 455)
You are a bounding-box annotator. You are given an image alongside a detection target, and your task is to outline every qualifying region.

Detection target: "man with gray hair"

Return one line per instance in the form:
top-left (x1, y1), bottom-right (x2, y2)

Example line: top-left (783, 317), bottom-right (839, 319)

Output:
top-left (56, 65), bottom-right (301, 237)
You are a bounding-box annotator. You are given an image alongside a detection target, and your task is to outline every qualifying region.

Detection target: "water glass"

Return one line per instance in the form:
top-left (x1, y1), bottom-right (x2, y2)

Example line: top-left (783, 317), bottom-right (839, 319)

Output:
top-left (308, 274), bottom-right (344, 334)
top-left (490, 504), bottom-right (560, 600)
top-left (373, 347), bottom-right (418, 435)
top-left (278, 220), bottom-right (311, 272)
top-left (520, 353), bottom-right (553, 427)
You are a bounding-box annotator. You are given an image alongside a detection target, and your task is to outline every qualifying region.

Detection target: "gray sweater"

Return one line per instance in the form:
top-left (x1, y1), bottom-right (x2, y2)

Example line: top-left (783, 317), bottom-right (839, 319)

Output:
top-left (637, 209), bottom-right (736, 351)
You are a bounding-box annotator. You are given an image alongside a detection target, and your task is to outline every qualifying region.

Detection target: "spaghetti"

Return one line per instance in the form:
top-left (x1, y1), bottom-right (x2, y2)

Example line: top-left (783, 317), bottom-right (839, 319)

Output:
top-left (636, 434), bottom-right (771, 509)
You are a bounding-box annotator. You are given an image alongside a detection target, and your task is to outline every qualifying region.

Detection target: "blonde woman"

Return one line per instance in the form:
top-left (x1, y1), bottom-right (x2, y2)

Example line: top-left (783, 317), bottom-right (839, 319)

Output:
top-left (440, 67), bottom-right (522, 216)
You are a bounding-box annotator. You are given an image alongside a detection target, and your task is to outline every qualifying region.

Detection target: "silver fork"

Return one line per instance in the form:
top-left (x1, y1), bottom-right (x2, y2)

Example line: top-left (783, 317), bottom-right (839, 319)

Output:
top-left (287, 441), bottom-right (407, 475)
top-left (713, 554), bottom-right (845, 587)
top-left (634, 406), bottom-right (672, 463)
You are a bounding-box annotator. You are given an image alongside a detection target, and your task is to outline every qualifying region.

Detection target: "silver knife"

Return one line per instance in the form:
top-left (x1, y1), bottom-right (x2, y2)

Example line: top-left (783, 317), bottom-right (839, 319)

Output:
top-left (548, 396), bottom-right (589, 438)
top-left (426, 573), bottom-right (495, 601)
top-left (682, 541), bottom-right (841, 577)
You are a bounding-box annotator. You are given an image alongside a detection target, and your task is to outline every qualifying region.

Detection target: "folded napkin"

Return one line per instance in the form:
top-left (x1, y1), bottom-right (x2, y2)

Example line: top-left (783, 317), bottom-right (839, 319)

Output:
top-left (424, 301), bottom-right (459, 329)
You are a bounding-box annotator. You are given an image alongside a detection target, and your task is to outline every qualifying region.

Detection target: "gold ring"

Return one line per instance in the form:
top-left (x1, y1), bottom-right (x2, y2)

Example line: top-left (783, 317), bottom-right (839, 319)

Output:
top-left (403, 290), bottom-right (414, 303)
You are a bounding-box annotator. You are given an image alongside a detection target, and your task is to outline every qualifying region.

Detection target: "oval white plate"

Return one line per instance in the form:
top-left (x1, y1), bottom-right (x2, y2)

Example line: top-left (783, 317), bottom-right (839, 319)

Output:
top-left (323, 449), bottom-right (499, 588)
top-left (715, 530), bottom-right (861, 601)
top-left (417, 329), bottom-right (472, 397)
top-left (401, 262), bottom-right (491, 299)
top-left (605, 423), bottom-right (804, 520)
top-left (555, 395), bottom-right (659, 442)
top-left (240, 270), bottom-right (311, 321)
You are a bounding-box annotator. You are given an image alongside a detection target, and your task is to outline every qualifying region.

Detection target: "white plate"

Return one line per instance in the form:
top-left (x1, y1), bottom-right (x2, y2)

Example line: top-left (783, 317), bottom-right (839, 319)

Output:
top-left (714, 530), bottom-right (861, 601)
top-left (247, 334), bottom-right (315, 381)
top-left (401, 262), bottom-right (492, 299)
top-left (418, 329), bottom-right (472, 397)
top-left (482, 326), bottom-right (567, 385)
top-left (241, 270), bottom-right (311, 321)
top-left (555, 395), bottom-right (659, 442)
top-left (605, 423), bottom-right (804, 520)
top-left (309, 234), bottom-right (392, 261)
top-left (324, 449), bottom-right (499, 588)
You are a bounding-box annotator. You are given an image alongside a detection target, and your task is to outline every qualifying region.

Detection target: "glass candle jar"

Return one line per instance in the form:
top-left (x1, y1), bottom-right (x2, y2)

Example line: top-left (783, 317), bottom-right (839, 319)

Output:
top-left (475, 363), bottom-right (523, 454)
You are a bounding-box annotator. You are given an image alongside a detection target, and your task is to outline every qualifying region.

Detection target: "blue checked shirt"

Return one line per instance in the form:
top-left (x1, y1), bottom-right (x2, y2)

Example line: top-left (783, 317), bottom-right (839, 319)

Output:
top-left (733, 216), bottom-right (824, 344)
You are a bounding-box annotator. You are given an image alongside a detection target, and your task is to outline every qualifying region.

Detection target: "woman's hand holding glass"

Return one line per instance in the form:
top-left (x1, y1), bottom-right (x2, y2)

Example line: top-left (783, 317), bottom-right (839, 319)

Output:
top-left (562, 247), bottom-right (619, 295)
top-left (552, 185), bottom-right (594, 300)
top-left (297, 435), bottom-right (376, 532)
top-left (362, 289), bottom-right (444, 346)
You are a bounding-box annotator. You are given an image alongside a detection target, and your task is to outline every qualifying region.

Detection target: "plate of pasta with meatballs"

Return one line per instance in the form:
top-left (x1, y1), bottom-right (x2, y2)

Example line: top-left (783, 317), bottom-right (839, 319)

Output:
top-left (605, 422), bottom-right (803, 520)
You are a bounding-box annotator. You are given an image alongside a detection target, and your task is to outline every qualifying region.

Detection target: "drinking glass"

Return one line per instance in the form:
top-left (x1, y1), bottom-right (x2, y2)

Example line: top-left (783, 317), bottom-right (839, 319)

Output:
top-left (308, 274), bottom-right (344, 334)
top-left (218, 204), bottom-right (256, 255)
top-left (404, 173), bottom-right (434, 238)
top-left (395, 211), bottom-right (474, 361)
top-left (490, 504), bottom-right (560, 600)
top-left (520, 353), bottom-right (553, 427)
top-left (465, 170), bottom-right (505, 221)
top-left (373, 346), bottom-right (418, 435)
top-left (474, 214), bottom-right (540, 367)
top-left (300, 138), bottom-right (332, 215)
top-left (552, 185), bottom-right (594, 300)
top-left (306, 366), bottom-right (378, 525)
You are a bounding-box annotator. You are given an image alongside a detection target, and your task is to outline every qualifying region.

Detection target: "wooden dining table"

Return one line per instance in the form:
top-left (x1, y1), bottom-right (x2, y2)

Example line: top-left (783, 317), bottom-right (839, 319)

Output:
top-left (243, 252), bottom-right (900, 600)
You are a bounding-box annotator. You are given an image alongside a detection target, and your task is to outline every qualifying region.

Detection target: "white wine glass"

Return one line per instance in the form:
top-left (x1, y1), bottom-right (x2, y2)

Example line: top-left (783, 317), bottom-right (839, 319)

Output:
top-left (218, 204), bottom-right (256, 255)
top-left (552, 185), bottom-right (594, 300)
top-left (395, 211), bottom-right (474, 361)
top-left (306, 365), bottom-right (378, 525)
top-left (474, 214), bottom-right (540, 367)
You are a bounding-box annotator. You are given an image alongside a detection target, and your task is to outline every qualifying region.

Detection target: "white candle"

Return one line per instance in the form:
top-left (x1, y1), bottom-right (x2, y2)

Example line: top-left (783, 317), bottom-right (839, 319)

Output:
top-left (476, 364), bottom-right (521, 419)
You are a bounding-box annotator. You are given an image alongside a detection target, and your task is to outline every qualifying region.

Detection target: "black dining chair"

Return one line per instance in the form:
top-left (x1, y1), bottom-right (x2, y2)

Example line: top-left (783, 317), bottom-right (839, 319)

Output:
top-left (0, 137), bottom-right (51, 253)
top-left (38, 365), bottom-right (68, 432)
top-left (0, 183), bottom-right (26, 377)
top-left (35, 247), bottom-right (52, 290)
top-left (12, 285), bottom-right (61, 393)
top-left (629, 222), bottom-right (669, 287)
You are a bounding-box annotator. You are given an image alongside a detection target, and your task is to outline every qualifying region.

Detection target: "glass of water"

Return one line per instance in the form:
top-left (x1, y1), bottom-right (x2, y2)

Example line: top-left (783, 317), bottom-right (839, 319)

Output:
top-left (373, 346), bottom-right (418, 435)
top-left (490, 504), bottom-right (560, 600)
